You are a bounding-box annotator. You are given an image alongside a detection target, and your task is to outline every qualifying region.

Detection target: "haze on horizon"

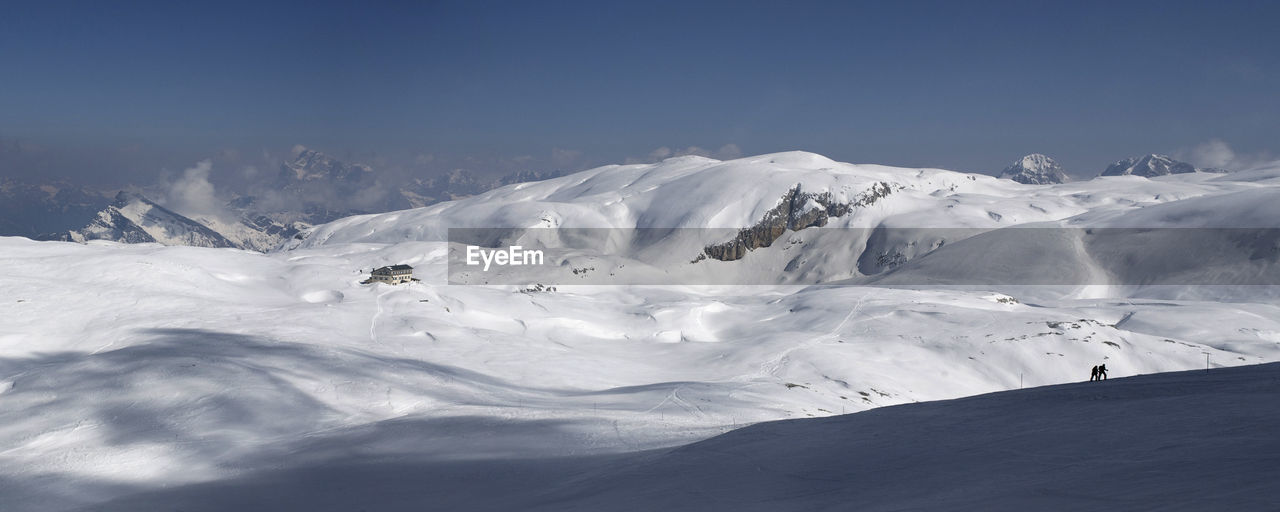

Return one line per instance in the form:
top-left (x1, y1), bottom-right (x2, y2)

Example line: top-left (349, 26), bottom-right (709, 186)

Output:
top-left (2, 0), bottom-right (1278, 190)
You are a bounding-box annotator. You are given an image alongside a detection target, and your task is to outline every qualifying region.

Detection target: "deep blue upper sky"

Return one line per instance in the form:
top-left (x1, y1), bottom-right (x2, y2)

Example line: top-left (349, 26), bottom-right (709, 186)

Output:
top-left (2, 0), bottom-right (1277, 184)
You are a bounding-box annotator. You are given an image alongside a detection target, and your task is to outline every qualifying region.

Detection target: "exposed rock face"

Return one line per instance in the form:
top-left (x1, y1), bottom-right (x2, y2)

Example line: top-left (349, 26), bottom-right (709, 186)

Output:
top-left (241, 214), bottom-right (305, 241)
top-left (703, 182), bottom-right (898, 261)
top-left (999, 154), bottom-right (1070, 185)
top-left (1101, 154), bottom-right (1198, 177)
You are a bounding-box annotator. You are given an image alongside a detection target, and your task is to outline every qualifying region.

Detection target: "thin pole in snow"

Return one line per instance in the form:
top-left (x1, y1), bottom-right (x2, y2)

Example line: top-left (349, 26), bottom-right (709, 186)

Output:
top-left (1020, 373), bottom-right (1023, 389)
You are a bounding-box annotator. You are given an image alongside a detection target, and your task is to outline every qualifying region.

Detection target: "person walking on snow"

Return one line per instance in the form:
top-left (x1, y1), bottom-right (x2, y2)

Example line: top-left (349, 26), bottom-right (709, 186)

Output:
top-left (1090, 365), bottom-right (1099, 381)
top-left (1098, 364), bottom-right (1108, 380)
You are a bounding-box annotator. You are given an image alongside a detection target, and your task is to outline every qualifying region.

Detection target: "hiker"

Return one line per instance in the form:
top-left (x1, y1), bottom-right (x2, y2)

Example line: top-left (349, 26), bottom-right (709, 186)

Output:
top-left (1098, 364), bottom-right (1108, 380)
top-left (1090, 365), bottom-right (1099, 381)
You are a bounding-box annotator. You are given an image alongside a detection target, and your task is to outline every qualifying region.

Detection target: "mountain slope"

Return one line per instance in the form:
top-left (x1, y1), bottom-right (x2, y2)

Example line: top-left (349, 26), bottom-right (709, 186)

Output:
top-left (538, 362), bottom-right (1280, 512)
top-left (86, 363), bottom-right (1280, 512)
top-left (863, 186), bottom-right (1280, 289)
top-left (69, 192), bottom-right (237, 248)
top-left (4, 151), bottom-right (1280, 510)
top-left (293, 151), bottom-right (1273, 286)
top-left (5, 225), bottom-right (1279, 510)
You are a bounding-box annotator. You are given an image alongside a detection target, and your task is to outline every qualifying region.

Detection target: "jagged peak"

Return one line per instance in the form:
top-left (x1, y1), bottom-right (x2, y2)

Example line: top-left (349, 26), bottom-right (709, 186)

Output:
top-left (999, 154), bottom-right (1069, 185)
top-left (1101, 154), bottom-right (1198, 178)
top-left (281, 148), bottom-right (374, 182)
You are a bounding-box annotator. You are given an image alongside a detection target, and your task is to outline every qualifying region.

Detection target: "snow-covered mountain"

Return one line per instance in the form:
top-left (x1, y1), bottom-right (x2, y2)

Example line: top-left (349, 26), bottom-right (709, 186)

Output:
top-left (30, 149), bottom-right (566, 251)
top-left (998, 153), bottom-right (1069, 184)
top-left (4, 150), bottom-right (1280, 510)
top-left (270, 148), bottom-right (400, 222)
top-left (279, 148), bottom-right (375, 184)
top-left (1100, 153), bottom-right (1217, 177)
top-left (63, 191), bottom-right (311, 251)
top-left (186, 211), bottom-right (309, 252)
top-left (294, 151), bottom-right (1276, 288)
top-left (68, 191), bottom-right (238, 248)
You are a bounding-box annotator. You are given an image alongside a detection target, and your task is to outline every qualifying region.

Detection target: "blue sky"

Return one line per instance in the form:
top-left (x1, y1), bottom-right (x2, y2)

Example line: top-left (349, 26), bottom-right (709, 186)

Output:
top-left (2, 0), bottom-right (1277, 184)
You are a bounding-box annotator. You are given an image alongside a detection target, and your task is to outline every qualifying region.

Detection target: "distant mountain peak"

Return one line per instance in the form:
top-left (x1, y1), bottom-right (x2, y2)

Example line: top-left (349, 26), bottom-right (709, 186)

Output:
top-left (1100, 154), bottom-right (1199, 178)
top-left (70, 192), bottom-right (237, 248)
top-left (280, 149), bottom-right (374, 184)
top-left (999, 154), bottom-right (1069, 184)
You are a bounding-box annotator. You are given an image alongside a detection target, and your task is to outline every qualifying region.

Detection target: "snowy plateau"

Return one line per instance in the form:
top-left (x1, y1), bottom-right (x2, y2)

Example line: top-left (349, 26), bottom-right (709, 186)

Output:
top-left (3, 151), bottom-right (1280, 511)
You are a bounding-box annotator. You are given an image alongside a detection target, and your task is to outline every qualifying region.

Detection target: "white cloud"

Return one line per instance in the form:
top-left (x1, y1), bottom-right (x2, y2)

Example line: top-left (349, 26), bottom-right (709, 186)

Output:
top-left (649, 147), bottom-right (673, 160)
top-left (1176, 139), bottom-right (1277, 172)
top-left (628, 144), bottom-right (743, 164)
top-left (716, 143), bottom-right (743, 159)
top-left (350, 182), bottom-right (391, 211)
top-left (673, 146), bottom-right (708, 158)
top-left (551, 148), bottom-right (584, 166)
top-left (1183, 139), bottom-right (1236, 169)
top-left (164, 160), bottom-right (226, 219)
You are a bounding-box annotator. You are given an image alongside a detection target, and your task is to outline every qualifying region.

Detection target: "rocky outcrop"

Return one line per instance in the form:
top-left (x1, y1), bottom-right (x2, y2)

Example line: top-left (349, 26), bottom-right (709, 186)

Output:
top-left (703, 182), bottom-right (898, 261)
top-left (242, 214), bottom-right (305, 241)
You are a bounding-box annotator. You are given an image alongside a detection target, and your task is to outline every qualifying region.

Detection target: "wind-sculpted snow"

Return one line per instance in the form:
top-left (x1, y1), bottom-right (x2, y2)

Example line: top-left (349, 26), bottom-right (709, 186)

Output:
top-left (4, 231), bottom-right (1280, 509)
top-left (55, 364), bottom-right (1280, 512)
top-left (3, 152), bottom-right (1280, 509)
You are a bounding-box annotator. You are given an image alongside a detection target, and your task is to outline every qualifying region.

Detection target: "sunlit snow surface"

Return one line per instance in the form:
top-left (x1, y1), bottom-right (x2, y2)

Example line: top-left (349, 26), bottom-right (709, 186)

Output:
top-left (3, 152), bottom-right (1280, 510)
top-left (82, 363), bottom-right (1280, 512)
